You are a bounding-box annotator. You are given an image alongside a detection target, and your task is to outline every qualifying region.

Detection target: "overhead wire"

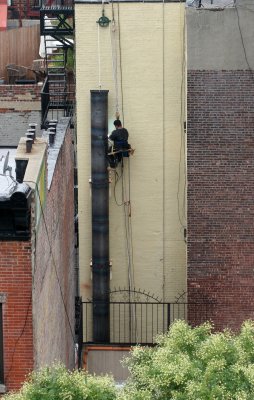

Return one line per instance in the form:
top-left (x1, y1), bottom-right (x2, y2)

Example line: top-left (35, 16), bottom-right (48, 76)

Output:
top-left (5, 293), bottom-right (32, 384)
top-left (24, 179), bottom-right (76, 345)
top-left (235, 2), bottom-right (254, 77)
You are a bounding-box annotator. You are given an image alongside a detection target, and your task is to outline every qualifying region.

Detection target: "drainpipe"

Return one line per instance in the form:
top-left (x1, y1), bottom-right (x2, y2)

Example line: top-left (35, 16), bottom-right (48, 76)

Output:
top-left (91, 90), bottom-right (110, 343)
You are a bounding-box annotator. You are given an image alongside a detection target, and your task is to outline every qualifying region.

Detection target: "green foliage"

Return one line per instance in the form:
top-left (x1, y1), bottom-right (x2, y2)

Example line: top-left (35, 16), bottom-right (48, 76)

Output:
top-left (3, 363), bottom-right (116, 400)
top-left (5, 321), bottom-right (254, 400)
top-left (119, 320), bottom-right (254, 400)
top-left (49, 47), bottom-right (74, 71)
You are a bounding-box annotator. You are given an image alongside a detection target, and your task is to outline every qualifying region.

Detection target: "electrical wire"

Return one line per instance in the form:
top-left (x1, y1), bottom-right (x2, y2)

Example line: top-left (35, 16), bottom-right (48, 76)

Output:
top-left (24, 180), bottom-right (76, 345)
top-left (4, 293), bottom-right (32, 383)
top-left (122, 160), bottom-right (137, 342)
top-left (235, 3), bottom-right (254, 76)
top-left (237, 4), bottom-right (254, 13)
top-left (113, 168), bottom-right (124, 206)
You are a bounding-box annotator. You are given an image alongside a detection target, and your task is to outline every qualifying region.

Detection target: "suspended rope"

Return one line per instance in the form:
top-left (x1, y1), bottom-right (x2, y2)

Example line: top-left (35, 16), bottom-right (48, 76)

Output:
top-left (110, 1), bottom-right (120, 119)
top-left (117, 2), bottom-right (124, 126)
top-left (97, 23), bottom-right (102, 89)
top-left (162, 0), bottom-right (166, 302)
top-left (109, 0), bottom-right (137, 341)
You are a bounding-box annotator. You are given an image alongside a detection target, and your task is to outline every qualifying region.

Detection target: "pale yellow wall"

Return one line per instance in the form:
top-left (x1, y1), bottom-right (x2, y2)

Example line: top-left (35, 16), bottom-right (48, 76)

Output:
top-left (76, 2), bottom-right (186, 304)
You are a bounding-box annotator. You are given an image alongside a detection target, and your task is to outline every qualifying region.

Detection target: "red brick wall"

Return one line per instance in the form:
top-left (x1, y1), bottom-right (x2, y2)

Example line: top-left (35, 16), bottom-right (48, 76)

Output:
top-left (8, 1), bottom-right (27, 19)
top-left (0, 242), bottom-right (33, 391)
top-left (187, 70), bottom-right (254, 331)
top-left (0, 84), bottom-right (41, 101)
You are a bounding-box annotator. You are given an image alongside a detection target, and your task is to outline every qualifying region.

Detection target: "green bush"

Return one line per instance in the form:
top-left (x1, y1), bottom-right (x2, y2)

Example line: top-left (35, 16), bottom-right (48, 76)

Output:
top-left (119, 320), bottom-right (254, 400)
top-left (3, 363), bottom-right (116, 400)
top-left (5, 321), bottom-right (254, 400)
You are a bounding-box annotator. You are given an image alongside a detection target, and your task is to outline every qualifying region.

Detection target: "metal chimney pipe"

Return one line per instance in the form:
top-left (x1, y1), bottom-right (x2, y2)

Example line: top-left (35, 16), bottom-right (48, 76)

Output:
top-left (26, 132), bottom-right (34, 143)
top-left (15, 159), bottom-right (28, 183)
top-left (26, 138), bottom-right (33, 153)
top-left (91, 90), bottom-right (110, 343)
top-left (48, 128), bottom-right (56, 145)
top-left (29, 123), bottom-right (37, 138)
top-left (27, 129), bottom-right (36, 140)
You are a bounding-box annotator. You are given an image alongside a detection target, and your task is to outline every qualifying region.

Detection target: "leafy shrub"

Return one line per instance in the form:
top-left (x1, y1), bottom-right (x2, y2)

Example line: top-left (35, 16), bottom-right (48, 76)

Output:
top-left (3, 363), bottom-right (116, 400)
top-left (119, 320), bottom-right (254, 400)
top-left (5, 321), bottom-right (254, 400)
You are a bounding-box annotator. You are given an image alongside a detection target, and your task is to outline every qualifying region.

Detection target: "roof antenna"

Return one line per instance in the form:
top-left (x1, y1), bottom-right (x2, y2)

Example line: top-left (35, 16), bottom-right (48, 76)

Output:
top-left (3, 151), bottom-right (13, 178)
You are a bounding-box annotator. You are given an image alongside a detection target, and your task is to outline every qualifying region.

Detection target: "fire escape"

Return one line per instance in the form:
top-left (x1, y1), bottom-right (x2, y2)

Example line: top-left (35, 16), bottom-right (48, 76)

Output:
top-left (40, 0), bottom-right (74, 128)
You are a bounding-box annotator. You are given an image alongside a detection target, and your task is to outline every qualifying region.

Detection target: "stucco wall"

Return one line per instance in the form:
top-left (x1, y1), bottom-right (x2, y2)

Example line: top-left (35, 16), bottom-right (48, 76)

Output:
top-left (76, 3), bottom-right (186, 306)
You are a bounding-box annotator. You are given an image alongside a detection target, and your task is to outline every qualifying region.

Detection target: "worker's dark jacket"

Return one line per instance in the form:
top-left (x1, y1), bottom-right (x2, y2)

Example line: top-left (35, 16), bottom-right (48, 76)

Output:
top-left (109, 128), bottom-right (129, 149)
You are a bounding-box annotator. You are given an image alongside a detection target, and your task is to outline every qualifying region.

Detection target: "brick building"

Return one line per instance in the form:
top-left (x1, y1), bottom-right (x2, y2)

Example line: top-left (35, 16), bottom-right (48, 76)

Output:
top-left (187, 2), bottom-right (254, 330)
top-left (0, 117), bottom-right (76, 392)
top-left (0, 84), bottom-right (41, 145)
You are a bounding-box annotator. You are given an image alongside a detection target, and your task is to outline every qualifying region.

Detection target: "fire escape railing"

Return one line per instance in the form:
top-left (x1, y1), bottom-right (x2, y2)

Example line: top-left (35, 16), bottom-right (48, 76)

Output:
top-left (41, 81), bottom-right (75, 128)
top-left (39, 0), bottom-right (74, 127)
top-left (82, 301), bottom-right (214, 345)
top-left (27, 0), bottom-right (74, 18)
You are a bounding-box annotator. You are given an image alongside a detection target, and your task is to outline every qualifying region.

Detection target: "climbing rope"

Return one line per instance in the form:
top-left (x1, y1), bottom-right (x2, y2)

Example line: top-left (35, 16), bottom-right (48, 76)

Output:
top-left (110, 1), bottom-right (120, 119)
top-left (109, 0), bottom-right (137, 341)
top-left (162, 0), bottom-right (166, 302)
top-left (97, 23), bottom-right (102, 89)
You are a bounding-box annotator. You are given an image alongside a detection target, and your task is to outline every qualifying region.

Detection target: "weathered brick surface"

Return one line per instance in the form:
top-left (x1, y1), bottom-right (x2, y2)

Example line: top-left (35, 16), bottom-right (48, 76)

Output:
top-left (0, 84), bottom-right (41, 103)
top-left (187, 70), bottom-right (254, 330)
top-left (8, 1), bottom-right (27, 19)
top-left (0, 242), bottom-right (33, 391)
top-left (33, 123), bottom-right (75, 369)
top-left (0, 121), bottom-right (75, 391)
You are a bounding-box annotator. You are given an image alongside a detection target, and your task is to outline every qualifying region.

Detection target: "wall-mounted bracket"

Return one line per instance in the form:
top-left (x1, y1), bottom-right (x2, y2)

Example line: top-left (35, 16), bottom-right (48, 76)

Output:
top-left (97, 9), bottom-right (111, 28)
top-left (110, 260), bottom-right (112, 280)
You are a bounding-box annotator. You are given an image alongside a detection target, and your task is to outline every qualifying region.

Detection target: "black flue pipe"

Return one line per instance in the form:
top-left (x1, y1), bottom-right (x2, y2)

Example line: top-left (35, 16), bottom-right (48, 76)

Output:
top-left (91, 90), bottom-right (110, 343)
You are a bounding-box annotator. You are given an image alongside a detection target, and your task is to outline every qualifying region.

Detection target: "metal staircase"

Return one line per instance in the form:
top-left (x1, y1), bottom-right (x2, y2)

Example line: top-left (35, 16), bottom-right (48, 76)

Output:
top-left (40, 0), bottom-right (74, 127)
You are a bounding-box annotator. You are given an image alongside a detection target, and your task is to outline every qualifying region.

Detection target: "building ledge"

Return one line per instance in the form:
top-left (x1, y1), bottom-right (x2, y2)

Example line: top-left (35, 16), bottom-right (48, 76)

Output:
top-left (0, 384), bottom-right (6, 393)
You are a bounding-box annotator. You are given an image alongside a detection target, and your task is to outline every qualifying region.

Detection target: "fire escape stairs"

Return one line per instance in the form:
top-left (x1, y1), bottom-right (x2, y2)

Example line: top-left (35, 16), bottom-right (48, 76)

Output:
top-left (40, 4), bottom-right (74, 128)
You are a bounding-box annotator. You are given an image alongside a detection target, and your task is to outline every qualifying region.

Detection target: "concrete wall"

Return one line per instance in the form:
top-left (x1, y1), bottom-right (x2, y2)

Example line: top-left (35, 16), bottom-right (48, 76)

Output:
top-left (83, 346), bottom-right (130, 381)
top-left (187, 5), bottom-right (254, 71)
top-left (76, 2), bottom-right (186, 316)
top-left (187, 5), bottom-right (254, 330)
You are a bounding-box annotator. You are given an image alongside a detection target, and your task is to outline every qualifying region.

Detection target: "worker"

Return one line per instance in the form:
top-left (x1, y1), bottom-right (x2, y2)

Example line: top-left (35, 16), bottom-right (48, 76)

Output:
top-left (108, 119), bottom-right (130, 165)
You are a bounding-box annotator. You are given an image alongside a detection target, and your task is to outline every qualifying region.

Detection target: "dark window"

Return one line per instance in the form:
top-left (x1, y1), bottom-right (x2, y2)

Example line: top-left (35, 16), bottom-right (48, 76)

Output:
top-left (0, 304), bottom-right (3, 384)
